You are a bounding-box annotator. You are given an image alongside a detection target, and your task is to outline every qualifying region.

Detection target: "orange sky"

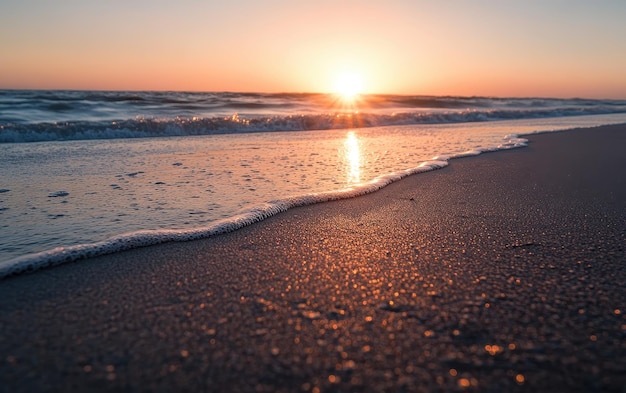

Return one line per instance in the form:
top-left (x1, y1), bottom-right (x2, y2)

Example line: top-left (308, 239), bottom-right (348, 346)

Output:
top-left (1, 0), bottom-right (625, 98)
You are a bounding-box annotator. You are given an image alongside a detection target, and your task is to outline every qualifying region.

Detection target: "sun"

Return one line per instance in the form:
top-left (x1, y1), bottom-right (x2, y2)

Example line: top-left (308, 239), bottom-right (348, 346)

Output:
top-left (333, 72), bottom-right (364, 101)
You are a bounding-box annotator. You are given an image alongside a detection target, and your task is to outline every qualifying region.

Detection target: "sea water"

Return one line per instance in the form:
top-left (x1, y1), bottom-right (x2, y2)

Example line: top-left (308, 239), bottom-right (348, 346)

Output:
top-left (1, 90), bottom-right (626, 276)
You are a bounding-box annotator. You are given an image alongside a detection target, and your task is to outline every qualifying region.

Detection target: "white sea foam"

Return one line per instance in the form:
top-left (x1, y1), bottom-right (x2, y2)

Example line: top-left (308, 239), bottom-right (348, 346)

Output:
top-left (0, 133), bottom-right (529, 278)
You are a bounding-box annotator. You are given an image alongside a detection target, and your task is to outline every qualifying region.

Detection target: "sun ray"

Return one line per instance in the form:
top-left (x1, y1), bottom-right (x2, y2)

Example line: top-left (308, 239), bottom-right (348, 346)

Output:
top-left (333, 71), bottom-right (364, 103)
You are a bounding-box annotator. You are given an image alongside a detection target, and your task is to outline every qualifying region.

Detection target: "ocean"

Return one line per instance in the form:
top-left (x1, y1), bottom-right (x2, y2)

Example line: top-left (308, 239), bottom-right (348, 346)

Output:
top-left (1, 90), bottom-right (626, 276)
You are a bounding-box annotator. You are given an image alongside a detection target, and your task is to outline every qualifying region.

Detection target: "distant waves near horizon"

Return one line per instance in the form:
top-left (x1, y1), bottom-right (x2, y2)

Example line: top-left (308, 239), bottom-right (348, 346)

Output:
top-left (2, 90), bottom-right (626, 143)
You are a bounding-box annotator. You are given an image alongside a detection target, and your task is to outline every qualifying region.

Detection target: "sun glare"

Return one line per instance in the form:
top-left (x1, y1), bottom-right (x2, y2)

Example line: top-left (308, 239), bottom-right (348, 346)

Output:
top-left (334, 72), bottom-right (364, 101)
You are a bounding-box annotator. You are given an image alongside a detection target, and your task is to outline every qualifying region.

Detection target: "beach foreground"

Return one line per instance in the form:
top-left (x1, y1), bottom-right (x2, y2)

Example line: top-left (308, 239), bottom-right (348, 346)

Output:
top-left (1, 125), bottom-right (625, 392)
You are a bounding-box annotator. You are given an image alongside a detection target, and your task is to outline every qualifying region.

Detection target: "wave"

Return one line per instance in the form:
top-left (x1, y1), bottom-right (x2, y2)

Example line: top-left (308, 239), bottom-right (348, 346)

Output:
top-left (0, 134), bottom-right (528, 278)
top-left (2, 106), bottom-right (624, 143)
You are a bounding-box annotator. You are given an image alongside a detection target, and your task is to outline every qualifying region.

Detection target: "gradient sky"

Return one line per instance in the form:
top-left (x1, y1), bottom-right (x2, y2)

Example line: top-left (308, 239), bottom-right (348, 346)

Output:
top-left (1, 0), bottom-right (625, 98)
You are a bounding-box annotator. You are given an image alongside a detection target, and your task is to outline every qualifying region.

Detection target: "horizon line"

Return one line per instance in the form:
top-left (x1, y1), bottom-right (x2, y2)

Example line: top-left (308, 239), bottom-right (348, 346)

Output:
top-left (1, 87), bottom-right (623, 102)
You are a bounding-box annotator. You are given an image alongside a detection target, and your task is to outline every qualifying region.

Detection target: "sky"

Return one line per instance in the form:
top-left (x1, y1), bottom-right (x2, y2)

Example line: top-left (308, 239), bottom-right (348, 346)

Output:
top-left (1, 0), bottom-right (625, 98)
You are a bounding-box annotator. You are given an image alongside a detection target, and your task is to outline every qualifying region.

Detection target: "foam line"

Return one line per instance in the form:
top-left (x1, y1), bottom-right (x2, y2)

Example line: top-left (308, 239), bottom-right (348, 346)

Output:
top-left (0, 134), bottom-right (528, 278)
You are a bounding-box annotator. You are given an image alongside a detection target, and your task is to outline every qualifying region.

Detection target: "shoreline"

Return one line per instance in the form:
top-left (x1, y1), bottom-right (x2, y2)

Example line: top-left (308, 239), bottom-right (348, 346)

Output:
top-left (2, 116), bottom-right (626, 271)
top-left (2, 128), bottom-right (527, 277)
top-left (1, 124), bottom-right (625, 392)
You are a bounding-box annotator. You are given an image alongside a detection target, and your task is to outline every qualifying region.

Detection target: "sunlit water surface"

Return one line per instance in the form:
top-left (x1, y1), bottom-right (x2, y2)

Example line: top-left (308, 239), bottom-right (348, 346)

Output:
top-left (1, 113), bottom-right (626, 264)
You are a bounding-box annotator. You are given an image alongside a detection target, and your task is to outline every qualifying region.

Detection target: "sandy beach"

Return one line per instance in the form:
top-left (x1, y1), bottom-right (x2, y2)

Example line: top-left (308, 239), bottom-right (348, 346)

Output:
top-left (1, 124), bottom-right (624, 392)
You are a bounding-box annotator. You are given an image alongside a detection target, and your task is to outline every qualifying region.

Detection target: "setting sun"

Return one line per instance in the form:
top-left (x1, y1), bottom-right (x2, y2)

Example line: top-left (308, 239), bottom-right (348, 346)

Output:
top-left (333, 72), bottom-right (364, 100)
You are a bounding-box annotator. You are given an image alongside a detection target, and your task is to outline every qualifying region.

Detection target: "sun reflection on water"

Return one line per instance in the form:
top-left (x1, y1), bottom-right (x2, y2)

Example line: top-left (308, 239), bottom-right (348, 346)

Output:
top-left (344, 131), bottom-right (361, 185)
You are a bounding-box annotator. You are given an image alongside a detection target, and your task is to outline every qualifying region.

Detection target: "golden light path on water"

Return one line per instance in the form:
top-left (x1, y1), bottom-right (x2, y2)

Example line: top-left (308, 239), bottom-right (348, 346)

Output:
top-left (344, 131), bottom-right (361, 185)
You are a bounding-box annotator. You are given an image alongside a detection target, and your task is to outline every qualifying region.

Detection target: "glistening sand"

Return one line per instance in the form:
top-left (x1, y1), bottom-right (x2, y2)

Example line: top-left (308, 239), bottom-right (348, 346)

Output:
top-left (0, 124), bottom-right (624, 392)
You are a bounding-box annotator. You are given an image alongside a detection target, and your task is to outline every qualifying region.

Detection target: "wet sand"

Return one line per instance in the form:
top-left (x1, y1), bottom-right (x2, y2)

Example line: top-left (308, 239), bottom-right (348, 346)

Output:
top-left (1, 124), bottom-right (625, 392)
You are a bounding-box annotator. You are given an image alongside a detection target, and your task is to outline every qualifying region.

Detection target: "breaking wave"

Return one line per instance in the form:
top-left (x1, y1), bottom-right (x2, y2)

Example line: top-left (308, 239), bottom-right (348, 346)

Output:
top-left (2, 105), bottom-right (625, 143)
top-left (2, 90), bottom-right (626, 143)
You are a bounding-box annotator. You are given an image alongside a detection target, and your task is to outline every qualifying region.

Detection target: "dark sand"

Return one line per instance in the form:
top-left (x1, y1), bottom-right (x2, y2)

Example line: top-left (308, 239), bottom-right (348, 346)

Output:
top-left (1, 124), bottom-right (625, 393)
